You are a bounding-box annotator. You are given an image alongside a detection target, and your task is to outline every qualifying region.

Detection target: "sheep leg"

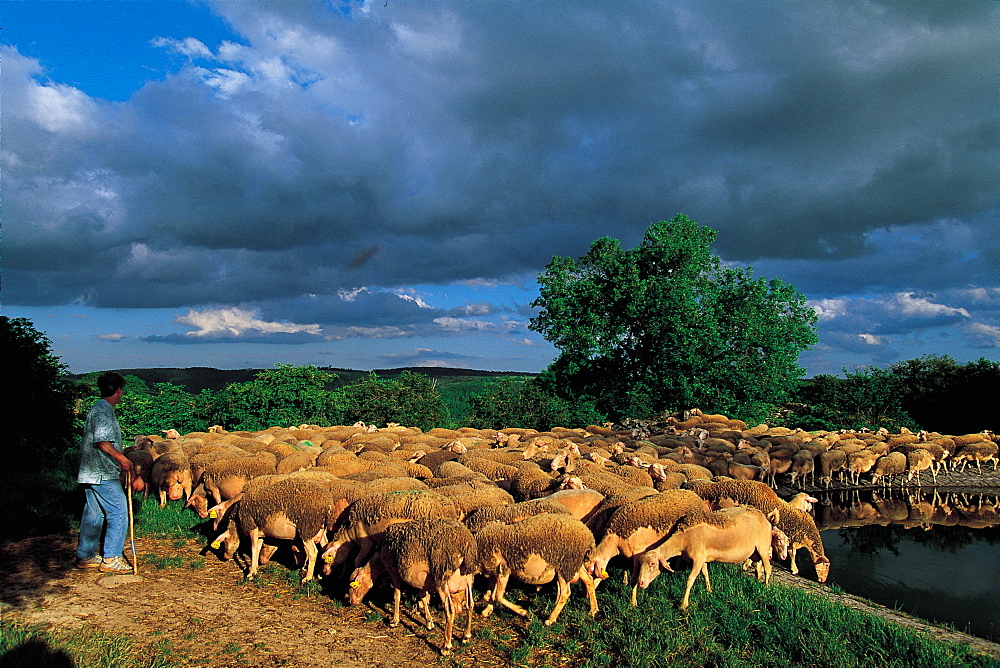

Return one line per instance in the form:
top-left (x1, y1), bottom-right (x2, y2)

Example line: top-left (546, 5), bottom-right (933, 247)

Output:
top-left (789, 545), bottom-right (800, 575)
top-left (461, 581), bottom-right (475, 641)
top-left (577, 567), bottom-right (599, 618)
top-left (480, 573), bottom-right (497, 618)
top-left (701, 563), bottom-right (712, 594)
top-left (300, 531), bottom-right (322, 582)
top-left (437, 586), bottom-right (454, 655)
top-left (492, 568), bottom-right (529, 618)
top-left (247, 528), bottom-right (265, 580)
top-left (390, 586), bottom-right (403, 627)
top-left (419, 592), bottom-right (435, 629)
top-left (544, 575), bottom-right (571, 626)
top-left (628, 557), bottom-right (642, 607)
top-left (679, 559), bottom-right (704, 612)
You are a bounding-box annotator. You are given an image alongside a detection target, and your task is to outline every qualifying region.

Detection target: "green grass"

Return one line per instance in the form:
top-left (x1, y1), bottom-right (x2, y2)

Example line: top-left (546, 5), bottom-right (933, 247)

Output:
top-left (480, 563), bottom-right (1000, 668)
top-left (0, 619), bottom-right (180, 668)
top-left (131, 494), bottom-right (204, 539)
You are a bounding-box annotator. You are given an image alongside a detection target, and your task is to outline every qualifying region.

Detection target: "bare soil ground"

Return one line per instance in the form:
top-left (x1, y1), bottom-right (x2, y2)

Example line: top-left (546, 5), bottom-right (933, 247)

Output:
top-left (0, 532), bottom-right (512, 668)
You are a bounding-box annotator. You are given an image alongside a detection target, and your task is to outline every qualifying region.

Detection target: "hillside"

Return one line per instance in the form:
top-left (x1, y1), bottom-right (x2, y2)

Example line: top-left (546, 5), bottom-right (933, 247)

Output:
top-left (64, 366), bottom-right (536, 394)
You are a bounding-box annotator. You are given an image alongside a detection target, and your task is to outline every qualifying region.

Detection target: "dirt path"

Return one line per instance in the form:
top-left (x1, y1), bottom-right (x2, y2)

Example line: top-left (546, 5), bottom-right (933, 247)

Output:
top-left (0, 533), bottom-right (508, 667)
top-left (2, 531), bottom-right (998, 667)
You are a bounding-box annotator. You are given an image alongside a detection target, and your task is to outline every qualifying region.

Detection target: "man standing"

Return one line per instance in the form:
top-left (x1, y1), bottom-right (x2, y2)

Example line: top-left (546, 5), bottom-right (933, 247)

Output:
top-left (75, 371), bottom-right (135, 573)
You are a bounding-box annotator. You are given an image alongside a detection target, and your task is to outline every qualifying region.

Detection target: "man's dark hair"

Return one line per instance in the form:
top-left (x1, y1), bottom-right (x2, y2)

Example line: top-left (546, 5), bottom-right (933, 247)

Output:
top-left (97, 372), bottom-right (126, 398)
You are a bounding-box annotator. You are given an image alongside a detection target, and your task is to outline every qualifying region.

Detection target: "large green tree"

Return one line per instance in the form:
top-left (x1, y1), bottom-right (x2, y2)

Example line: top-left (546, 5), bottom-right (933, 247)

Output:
top-left (530, 214), bottom-right (818, 422)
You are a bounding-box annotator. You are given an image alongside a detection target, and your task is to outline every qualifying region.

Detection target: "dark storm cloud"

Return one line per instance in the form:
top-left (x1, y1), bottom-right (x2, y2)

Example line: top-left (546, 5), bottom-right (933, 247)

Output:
top-left (4, 0), bottom-right (998, 354)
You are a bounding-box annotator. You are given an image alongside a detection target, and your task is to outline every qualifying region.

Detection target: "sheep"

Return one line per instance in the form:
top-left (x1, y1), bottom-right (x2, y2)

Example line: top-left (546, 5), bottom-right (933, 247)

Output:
top-left (694, 479), bottom-right (812, 521)
top-left (348, 518), bottom-right (478, 656)
top-left (320, 490), bottom-right (459, 573)
top-left (506, 467), bottom-right (564, 500)
top-left (817, 449), bottom-right (847, 488)
top-left (455, 454), bottom-right (521, 481)
top-left (846, 449), bottom-right (879, 484)
top-left (952, 441), bottom-right (999, 474)
top-left (872, 450), bottom-right (906, 486)
top-left (150, 451), bottom-right (193, 508)
top-left (775, 506), bottom-right (830, 582)
top-left (464, 499), bottom-right (573, 534)
top-left (444, 485), bottom-right (516, 520)
top-left (188, 455), bottom-right (278, 515)
top-left (635, 506), bottom-right (787, 612)
top-left (475, 513), bottom-right (598, 626)
top-left (584, 486), bottom-right (661, 537)
top-left (534, 488), bottom-right (607, 525)
top-left (906, 448), bottom-right (936, 487)
top-left (217, 477), bottom-right (340, 582)
top-left (275, 449), bottom-right (318, 474)
top-left (789, 450), bottom-right (815, 488)
top-left (564, 471), bottom-right (641, 498)
top-left (587, 489), bottom-right (709, 606)
top-left (121, 446), bottom-right (154, 497)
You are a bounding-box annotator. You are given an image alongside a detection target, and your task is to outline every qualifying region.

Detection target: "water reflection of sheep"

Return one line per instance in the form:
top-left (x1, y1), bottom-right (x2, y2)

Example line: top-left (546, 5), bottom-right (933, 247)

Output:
top-left (815, 489), bottom-right (1000, 532)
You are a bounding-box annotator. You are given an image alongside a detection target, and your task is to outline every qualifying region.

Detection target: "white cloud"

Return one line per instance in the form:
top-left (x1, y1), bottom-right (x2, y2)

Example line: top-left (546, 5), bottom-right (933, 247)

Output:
top-left (337, 287), bottom-right (370, 302)
top-left (965, 322), bottom-right (1000, 348)
top-left (810, 298), bottom-right (849, 321)
top-left (176, 307), bottom-right (320, 337)
top-left (95, 333), bottom-right (128, 341)
top-left (151, 36), bottom-right (213, 59)
top-left (30, 81), bottom-right (96, 134)
top-left (857, 333), bottom-right (885, 346)
top-left (894, 292), bottom-right (970, 319)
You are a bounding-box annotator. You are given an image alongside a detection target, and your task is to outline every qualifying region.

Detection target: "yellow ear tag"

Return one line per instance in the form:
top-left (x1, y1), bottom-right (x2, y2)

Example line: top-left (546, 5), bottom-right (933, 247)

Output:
top-left (209, 510), bottom-right (218, 519)
top-left (600, 569), bottom-right (609, 579)
top-left (210, 541), bottom-right (221, 549)
top-left (323, 555), bottom-right (333, 563)
top-left (349, 581), bottom-right (360, 588)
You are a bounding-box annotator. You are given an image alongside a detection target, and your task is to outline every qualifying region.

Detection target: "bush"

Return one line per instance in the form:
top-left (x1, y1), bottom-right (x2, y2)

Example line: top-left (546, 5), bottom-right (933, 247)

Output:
top-left (0, 317), bottom-right (82, 539)
top-left (465, 376), bottom-right (606, 431)
top-left (336, 371), bottom-right (448, 431)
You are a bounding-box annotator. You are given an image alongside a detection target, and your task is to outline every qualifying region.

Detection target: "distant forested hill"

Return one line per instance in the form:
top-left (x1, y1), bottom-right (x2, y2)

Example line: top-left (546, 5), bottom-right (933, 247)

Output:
top-left (64, 366), bottom-right (535, 394)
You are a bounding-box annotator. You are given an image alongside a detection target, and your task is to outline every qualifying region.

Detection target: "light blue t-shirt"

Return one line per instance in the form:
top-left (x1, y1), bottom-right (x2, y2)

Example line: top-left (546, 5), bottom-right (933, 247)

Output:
top-left (77, 398), bottom-right (124, 484)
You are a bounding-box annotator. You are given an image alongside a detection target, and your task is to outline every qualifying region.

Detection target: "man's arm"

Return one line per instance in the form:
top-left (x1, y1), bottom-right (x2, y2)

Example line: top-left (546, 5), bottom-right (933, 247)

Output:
top-left (94, 441), bottom-right (135, 476)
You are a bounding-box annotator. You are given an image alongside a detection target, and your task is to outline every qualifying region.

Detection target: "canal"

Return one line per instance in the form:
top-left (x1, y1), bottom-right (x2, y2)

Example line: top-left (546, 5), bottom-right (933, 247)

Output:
top-left (809, 489), bottom-right (1000, 641)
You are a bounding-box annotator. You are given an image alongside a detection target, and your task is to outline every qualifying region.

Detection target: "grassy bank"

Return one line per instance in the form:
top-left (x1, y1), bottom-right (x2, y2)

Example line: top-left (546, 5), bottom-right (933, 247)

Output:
top-left (3, 497), bottom-right (996, 668)
top-left (477, 562), bottom-right (997, 668)
top-left (0, 621), bottom-right (176, 668)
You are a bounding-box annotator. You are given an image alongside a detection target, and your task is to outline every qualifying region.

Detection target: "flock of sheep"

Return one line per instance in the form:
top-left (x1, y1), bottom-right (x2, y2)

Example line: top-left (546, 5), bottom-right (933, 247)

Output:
top-left (125, 411), bottom-right (999, 655)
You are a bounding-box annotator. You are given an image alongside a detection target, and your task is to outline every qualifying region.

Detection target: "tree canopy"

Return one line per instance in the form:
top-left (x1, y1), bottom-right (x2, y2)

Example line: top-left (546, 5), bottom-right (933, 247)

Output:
top-left (529, 214), bottom-right (818, 422)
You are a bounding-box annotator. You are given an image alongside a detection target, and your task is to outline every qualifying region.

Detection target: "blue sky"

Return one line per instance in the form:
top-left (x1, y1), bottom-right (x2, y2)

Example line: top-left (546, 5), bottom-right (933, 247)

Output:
top-left (4, 0), bottom-right (999, 377)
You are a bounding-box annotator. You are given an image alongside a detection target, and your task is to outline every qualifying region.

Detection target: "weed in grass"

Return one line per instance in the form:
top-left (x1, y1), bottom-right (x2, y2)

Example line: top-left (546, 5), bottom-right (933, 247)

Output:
top-left (218, 642), bottom-right (241, 655)
top-left (292, 579), bottom-right (323, 600)
top-left (508, 641), bottom-right (532, 666)
top-left (364, 611), bottom-right (383, 623)
top-left (187, 557), bottom-right (206, 570)
top-left (143, 553), bottom-right (185, 570)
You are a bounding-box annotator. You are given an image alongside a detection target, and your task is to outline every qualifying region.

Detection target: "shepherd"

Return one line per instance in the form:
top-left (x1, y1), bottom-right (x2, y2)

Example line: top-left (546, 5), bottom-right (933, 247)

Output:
top-left (75, 371), bottom-right (138, 574)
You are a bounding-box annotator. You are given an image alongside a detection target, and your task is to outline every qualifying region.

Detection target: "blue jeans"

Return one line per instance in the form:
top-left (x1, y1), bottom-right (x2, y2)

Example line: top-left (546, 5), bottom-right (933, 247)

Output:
top-left (77, 480), bottom-right (128, 560)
